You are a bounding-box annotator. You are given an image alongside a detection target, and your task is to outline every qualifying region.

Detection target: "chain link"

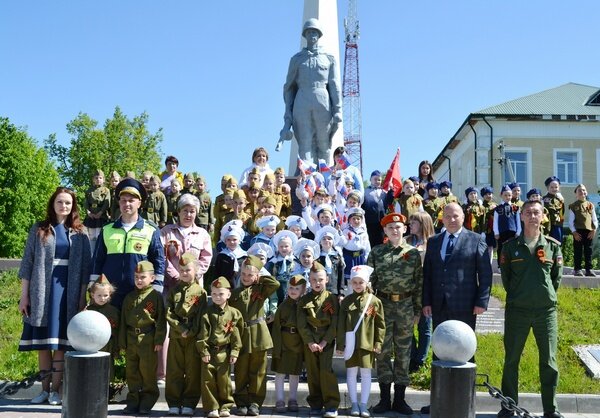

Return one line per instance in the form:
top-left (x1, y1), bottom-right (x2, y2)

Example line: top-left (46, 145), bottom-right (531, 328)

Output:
top-left (476, 373), bottom-right (542, 418)
top-left (0, 369), bottom-right (54, 398)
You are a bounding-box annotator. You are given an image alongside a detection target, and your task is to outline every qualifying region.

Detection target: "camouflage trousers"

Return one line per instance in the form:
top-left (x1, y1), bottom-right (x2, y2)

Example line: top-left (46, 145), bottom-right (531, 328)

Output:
top-left (376, 297), bottom-right (414, 385)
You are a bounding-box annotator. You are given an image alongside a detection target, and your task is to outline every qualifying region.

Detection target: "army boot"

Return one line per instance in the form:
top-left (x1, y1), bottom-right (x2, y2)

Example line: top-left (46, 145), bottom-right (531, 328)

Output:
top-left (372, 383), bottom-right (391, 413)
top-left (392, 384), bottom-right (413, 415)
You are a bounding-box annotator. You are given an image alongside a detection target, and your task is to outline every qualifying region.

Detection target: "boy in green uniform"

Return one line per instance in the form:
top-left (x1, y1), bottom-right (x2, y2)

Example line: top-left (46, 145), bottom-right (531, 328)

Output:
top-left (166, 178), bottom-right (182, 225)
top-left (543, 176), bottom-right (565, 243)
top-left (198, 277), bottom-right (244, 418)
top-left (119, 261), bottom-right (167, 415)
top-left (109, 171), bottom-right (121, 221)
top-left (143, 175), bottom-right (168, 228)
top-left (568, 184), bottom-right (597, 277)
top-left (165, 253), bottom-right (208, 416)
top-left (462, 187), bottom-right (485, 233)
top-left (182, 173), bottom-right (196, 195)
top-left (229, 256), bottom-right (280, 416)
top-left (297, 261), bottom-right (340, 417)
top-left (499, 200), bottom-right (564, 418)
top-left (84, 169), bottom-right (111, 250)
top-left (195, 175), bottom-right (215, 233)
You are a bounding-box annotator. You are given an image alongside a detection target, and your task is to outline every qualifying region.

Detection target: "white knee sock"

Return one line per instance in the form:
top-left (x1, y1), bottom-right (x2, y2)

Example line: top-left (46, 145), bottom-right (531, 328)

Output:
top-left (360, 368), bottom-right (372, 404)
top-left (275, 373), bottom-right (285, 402)
top-left (347, 366), bottom-right (359, 403)
top-left (289, 374), bottom-right (299, 401)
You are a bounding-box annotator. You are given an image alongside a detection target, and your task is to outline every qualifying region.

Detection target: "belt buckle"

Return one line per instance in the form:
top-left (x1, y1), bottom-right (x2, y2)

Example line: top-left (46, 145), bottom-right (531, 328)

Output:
top-left (135, 327), bottom-right (141, 334)
top-left (289, 327), bottom-right (297, 334)
top-left (181, 317), bottom-right (189, 324)
top-left (353, 251), bottom-right (360, 257)
top-left (391, 294), bottom-right (400, 302)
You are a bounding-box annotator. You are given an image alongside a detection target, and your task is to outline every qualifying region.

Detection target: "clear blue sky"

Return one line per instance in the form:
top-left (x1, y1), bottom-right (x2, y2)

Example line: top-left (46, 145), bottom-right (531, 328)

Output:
top-left (1, 1), bottom-right (598, 193)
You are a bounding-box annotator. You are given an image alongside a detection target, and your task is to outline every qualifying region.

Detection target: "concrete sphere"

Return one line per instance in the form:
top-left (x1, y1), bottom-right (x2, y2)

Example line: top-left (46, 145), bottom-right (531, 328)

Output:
top-left (431, 320), bottom-right (477, 363)
top-left (67, 310), bottom-right (111, 353)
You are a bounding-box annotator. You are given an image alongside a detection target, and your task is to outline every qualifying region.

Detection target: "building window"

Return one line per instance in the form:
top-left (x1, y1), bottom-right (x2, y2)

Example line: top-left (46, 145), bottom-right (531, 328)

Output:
top-left (554, 149), bottom-right (581, 185)
top-left (504, 149), bottom-right (530, 191)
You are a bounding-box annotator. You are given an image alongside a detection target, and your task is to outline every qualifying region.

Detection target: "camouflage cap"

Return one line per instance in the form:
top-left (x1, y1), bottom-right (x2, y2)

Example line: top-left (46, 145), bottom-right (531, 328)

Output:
top-left (289, 274), bottom-right (307, 287)
top-left (243, 255), bottom-right (264, 271)
top-left (212, 276), bottom-right (231, 289)
top-left (135, 260), bottom-right (154, 273)
top-left (380, 213), bottom-right (406, 227)
top-left (179, 253), bottom-right (197, 267)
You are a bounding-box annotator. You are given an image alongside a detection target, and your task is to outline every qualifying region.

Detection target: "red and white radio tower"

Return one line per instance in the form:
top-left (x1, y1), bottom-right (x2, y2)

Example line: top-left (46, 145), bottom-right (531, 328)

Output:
top-left (342, 0), bottom-right (363, 175)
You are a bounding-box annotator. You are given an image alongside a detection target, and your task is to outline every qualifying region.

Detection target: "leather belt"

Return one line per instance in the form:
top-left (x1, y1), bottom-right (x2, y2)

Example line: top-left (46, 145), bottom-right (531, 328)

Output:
top-left (209, 344), bottom-right (230, 352)
top-left (130, 325), bottom-right (155, 334)
top-left (178, 316), bottom-right (190, 324)
top-left (245, 317), bottom-right (266, 327)
top-left (281, 326), bottom-right (298, 334)
top-left (377, 290), bottom-right (412, 302)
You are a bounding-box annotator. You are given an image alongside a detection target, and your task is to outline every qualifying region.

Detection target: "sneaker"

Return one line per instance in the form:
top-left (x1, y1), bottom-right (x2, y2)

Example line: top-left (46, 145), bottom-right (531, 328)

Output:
top-left (208, 410), bottom-right (220, 418)
top-left (48, 391), bottom-right (62, 406)
top-left (586, 270), bottom-right (597, 277)
top-left (359, 404), bottom-right (370, 418)
top-left (219, 408), bottom-right (230, 417)
top-left (323, 409), bottom-right (338, 418)
top-left (182, 407), bottom-right (195, 416)
top-left (169, 406), bottom-right (181, 415)
top-left (247, 403), bottom-right (260, 416)
top-left (350, 403), bottom-right (360, 416)
top-left (574, 269), bottom-right (584, 276)
top-left (288, 400), bottom-right (299, 412)
top-left (31, 390), bottom-right (49, 404)
top-left (275, 400), bottom-right (287, 413)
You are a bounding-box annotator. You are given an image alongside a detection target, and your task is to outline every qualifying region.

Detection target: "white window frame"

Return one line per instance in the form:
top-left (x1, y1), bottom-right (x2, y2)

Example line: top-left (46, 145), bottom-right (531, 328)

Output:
top-left (554, 148), bottom-right (582, 185)
top-left (504, 147), bottom-right (531, 191)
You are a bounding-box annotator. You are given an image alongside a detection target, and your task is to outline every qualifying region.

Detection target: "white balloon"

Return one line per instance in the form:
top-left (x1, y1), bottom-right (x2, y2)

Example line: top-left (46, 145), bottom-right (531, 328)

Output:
top-left (431, 320), bottom-right (477, 364)
top-left (67, 310), bottom-right (111, 353)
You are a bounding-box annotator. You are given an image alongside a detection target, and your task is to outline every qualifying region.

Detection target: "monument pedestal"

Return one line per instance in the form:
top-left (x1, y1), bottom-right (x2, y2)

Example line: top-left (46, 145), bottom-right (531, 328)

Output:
top-left (62, 351), bottom-right (110, 418)
top-left (430, 360), bottom-right (476, 418)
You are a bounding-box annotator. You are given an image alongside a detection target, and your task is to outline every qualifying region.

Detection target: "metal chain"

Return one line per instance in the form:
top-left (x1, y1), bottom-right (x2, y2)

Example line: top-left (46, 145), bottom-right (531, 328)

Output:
top-left (0, 369), bottom-right (54, 398)
top-left (476, 373), bottom-right (542, 418)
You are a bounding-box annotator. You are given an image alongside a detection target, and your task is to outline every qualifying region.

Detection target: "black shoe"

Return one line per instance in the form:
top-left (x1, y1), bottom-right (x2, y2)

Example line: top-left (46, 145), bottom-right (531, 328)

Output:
top-left (309, 407), bottom-right (323, 415)
top-left (123, 405), bottom-right (138, 414)
top-left (585, 269), bottom-right (597, 277)
top-left (372, 383), bottom-right (391, 414)
top-left (543, 412), bottom-right (564, 418)
top-left (236, 406), bottom-right (248, 416)
top-left (420, 405), bottom-right (430, 414)
top-left (247, 404), bottom-right (259, 416)
top-left (392, 399), bottom-right (413, 415)
top-left (497, 407), bottom-right (513, 418)
top-left (138, 409), bottom-right (150, 416)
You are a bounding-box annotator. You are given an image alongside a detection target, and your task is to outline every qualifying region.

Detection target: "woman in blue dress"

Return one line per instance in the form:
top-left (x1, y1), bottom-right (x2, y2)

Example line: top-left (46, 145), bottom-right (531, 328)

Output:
top-left (18, 187), bottom-right (91, 406)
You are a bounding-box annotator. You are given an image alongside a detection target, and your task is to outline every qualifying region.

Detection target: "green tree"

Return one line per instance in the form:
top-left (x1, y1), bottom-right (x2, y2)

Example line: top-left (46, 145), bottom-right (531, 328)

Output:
top-left (0, 118), bottom-right (60, 257)
top-left (44, 107), bottom-right (163, 194)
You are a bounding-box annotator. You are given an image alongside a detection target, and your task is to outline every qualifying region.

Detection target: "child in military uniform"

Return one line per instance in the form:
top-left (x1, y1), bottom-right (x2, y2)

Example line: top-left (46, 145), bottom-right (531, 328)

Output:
top-left (462, 187), bottom-right (485, 234)
top-left (195, 175), bottom-right (214, 232)
top-left (165, 254), bottom-right (208, 416)
top-left (84, 169), bottom-right (111, 250)
top-left (143, 175), bottom-right (168, 228)
top-left (166, 178), bottom-right (182, 225)
top-left (86, 275), bottom-right (120, 381)
top-left (423, 182), bottom-right (440, 232)
top-left (297, 261), bottom-right (340, 417)
top-left (229, 256), bottom-right (280, 416)
top-left (543, 176), bottom-right (565, 243)
top-left (568, 184), bottom-right (598, 277)
top-left (181, 173), bottom-right (196, 195)
top-left (198, 277), bottom-right (244, 418)
top-left (481, 186), bottom-right (497, 262)
top-left (109, 170), bottom-right (122, 221)
top-left (337, 265), bottom-right (385, 418)
top-left (316, 226), bottom-right (346, 297)
top-left (271, 274), bottom-right (306, 413)
top-left (387, 179), bottom-right (424, 225)
top-left (494, 184), bottom-right (521, 260)
top-left (119, 261), bottom-right (167, 415)
top-left (274, 167), bottom-right (292, 220)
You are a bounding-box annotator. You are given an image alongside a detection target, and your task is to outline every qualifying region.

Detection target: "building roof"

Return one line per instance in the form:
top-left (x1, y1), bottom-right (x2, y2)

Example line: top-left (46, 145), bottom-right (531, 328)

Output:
top-left (474, 82), bottom-right (600, 116)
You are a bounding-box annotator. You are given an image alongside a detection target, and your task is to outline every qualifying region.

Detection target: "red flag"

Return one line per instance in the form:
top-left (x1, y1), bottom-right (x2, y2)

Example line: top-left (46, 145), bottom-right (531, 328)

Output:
top-left (382, 148), bottom-right (402, 196)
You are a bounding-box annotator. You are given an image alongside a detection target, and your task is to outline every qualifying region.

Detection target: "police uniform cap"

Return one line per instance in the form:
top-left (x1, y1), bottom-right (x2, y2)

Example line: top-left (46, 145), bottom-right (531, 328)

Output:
top-left (289, 274), bottom-right (307, 287)
top-left (116, 178), bottom-right (147, 201)
top-left (179, 253), bottom-right (197, 267)
top-left (480, 186), bottom-right (493, 196)
top-left (212, 277), bottom-right (231, 289)
top-left (545, 176), bottom-right (561, 187)
top-left (243, 255), bottom-right (264, 271)
top-left (285, 215), bottom-right (308, 231)
top-left (93, 169), bottom-right (105, 177)
top-left (440, 180), bottom-right (452, 189)
top-left (464, 186), bottom-right (477, 198)
top-left (380, 212), bottom-right (406, 227)
top-left (135, 260), bottom-right (154, 273)
top-left (350, 265), bottom-right (374, 283)
top-left (526, 188), bottom-right (542, 199)
top-left (500, 184), bottom-right (511, 194)
top-left (426, 182), bottom-right (439, 191)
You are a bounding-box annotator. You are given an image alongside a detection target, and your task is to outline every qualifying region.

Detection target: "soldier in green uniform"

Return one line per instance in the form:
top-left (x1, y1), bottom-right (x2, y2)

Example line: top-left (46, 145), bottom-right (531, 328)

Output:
top-left (568, 184), bottom-right (597, 277)
top-left (229, 256), bottom-right (280, 416)
top-left (109, 171), bottom-right (122, 221)
top-left (527, 188), bottom-right (551, 235)
top-left (119, 261), bottom-right (167, 415)
top-left (142, 175), bottom-right (168, 228)
top-left (498, 200), bottom-right (564, 418)
top-left (271, 274), bottom-right (306, 413)
top-left (367, 213), bottom-right (422, 415)
top-left (197, 277), bottom-right (244, 418)
top-left (166, 178), bottom-right (182, 225)
top-left (84, 169), bottom-right (111, 250)
top-left (462, 186), bottom-right (485, 234)
top-left (86, 275), bottom-right (120, 381)
top-left (297, 261), bottom-right (340, 418)
top-left (543, 176), bottom-right (565, 243)
top-left (423, 182), bottom-right (440, 230)
top-left (165, 253), bottom-right (208, 416)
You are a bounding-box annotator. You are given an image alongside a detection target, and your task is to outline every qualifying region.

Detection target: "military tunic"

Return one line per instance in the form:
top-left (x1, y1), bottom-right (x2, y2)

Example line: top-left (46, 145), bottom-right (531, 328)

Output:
top-left (229, 274), bottom-right (280, 407)
top-left (271, 297), bottom-right (304, 375)
top-left (87, 302), bottom-right (120, 380)
top-left (500, 234), bottom-right (563, 414)
top-left (276, 187), bottom-right (292, 220)
top-left (143, 190), bottom-right (168, 227)
top-left (337, 291), bottom-right (385, 368)
top-left (482, 199), bottom-right (497, 247)
top-left (543, 193), bottom-right (565, 242)
top-left (83, 185), bottom-right (111, 228)
top-left (568, 199), bottom-right (597, 271)
top-left (297, 289), bottom-right (340, 410)
top-left (166, 192), bottom-right (180, 225)
top-left (389, 193), bottom-right (423, 220)
top-left (422, 198), bottom-right (439, 229)
top-left (462, 201), bottom-right (486, 234)
top-left (434, 194), bottom-right (458, 231)
top-left (367, 242), bottom-right (423, 386)
top-left (109, 188), bottom-right (120, 221)
top-left (195, 191), bottom-right (214, 230)
top-left (197, 303), bottom-right (244, 413)
top-left (119, 286), bottom-right (167, 412)
top-left (165, 281), bottom-right (207, 409)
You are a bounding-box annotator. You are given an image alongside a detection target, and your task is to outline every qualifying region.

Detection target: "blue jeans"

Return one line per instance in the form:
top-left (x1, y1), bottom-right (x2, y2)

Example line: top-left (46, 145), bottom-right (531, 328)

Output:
top-left (411, 314), bottom-right (432, 365)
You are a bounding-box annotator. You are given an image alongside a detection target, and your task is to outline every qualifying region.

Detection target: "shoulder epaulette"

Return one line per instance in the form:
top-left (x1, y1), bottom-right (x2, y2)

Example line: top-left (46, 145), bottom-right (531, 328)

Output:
top-left (545, 235), bottom-right (561, 245)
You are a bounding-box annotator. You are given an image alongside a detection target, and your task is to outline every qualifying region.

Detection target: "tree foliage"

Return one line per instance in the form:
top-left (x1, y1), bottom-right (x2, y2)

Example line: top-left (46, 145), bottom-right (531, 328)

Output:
top-left (44, 107), bottom-right (163, 194)
top-left (0, 118), bottom-right (60, 257)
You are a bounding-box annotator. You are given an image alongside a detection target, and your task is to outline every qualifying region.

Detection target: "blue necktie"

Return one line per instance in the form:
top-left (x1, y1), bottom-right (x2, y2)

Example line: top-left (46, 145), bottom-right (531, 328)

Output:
top-left (445, 234), bottom-right (455, 260)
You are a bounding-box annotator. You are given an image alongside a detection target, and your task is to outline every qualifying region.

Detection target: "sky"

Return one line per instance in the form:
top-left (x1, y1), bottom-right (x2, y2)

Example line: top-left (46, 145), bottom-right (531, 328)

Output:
top-left (2, 1), bottom-right (599, 193)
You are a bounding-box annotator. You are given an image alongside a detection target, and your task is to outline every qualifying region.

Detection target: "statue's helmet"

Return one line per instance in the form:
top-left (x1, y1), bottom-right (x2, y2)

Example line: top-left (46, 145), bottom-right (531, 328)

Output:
top-left (302, 18), bottom-right (323, 38)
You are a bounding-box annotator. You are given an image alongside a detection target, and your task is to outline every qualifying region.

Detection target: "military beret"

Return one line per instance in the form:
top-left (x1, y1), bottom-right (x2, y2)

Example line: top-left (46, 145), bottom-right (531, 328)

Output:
top-left (272, 230), bottom-right (298, 248)
top-left (426, 182), bottom-right (439, 191)
top-left (135, 260), bottom-right (154, 273)
top-left (212, 276), bottom-right (231, 289)
top-left (243, 255), bottom-right (264, 271)
top-left (256, 215), bottom-right (280, 229)
top-left (370, 170), bottom-right (381, 178)
top-left (439, 180), bottom-right (452, 189)
top-left (545, 176), bottom-right (560, 187)
top-left (310, 260), bottom-right (326, 273)
top-left (526, 188), bottom-right (542, 199)
top-left (289, 274), bottom-right (307, 287)
top-left (408, 176), bottom-right (420, 184)
top-left (350, 265), bottom-right (374, 283)
top-left (480, 186), bottom-right (493, 196)
top-left (500, 184), bottom-right (511, 194)
top-left (285, 215), bottom-right (308, 231)
top-left (464, 186), bottom-right (477, 198)
top-left (508, 182), bottom-right (520, 190)
top-left (346, 207), bottom-right (365, 219)
top-left (116, 178), bottom-right (147, 201)
top-left (184, 172), bottom-right (195, 181)
top-left (93, 169), bottom-right (105, 177)
top-left (380, 213), bottom-right (406, 227)
top-left (179, 253), bottom-right (197, 267)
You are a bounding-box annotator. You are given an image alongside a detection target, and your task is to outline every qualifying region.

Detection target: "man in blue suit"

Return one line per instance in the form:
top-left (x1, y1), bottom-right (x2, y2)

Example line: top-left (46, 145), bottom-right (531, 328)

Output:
top-left (422, 202), bottom-right (493, 330)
